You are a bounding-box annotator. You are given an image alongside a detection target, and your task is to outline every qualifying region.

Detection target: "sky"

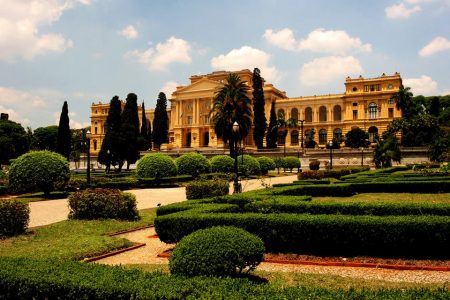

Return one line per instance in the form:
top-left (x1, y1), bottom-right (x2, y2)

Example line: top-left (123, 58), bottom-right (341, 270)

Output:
top-left (0, 0), bottom-right (449, 129)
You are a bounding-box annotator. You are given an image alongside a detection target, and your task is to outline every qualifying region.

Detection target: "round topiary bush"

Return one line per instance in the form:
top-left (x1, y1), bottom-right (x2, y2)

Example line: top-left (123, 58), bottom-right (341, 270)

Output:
top-left (0, 199), bottom-right (29, 237)
top-left (238, 154), bottom-right (261, 177)
top-left (257, 156), bottom-right (276, 175)
top-left (169, 226), bottom-right (265, 277)
top-left (309, 160), bottom-right (320, 171)
top-left (8, 150), bottom-right (70, 196)
top-left (210, 155), bottom-right (234, 173)
top-left (175, 153), bottom-right (210, 177)
top-left (68, 188), bottom-right (139, 220)
top-left (283, 156), bottom-right (300, 172)
top-left (136, 153), bottom-right (177, 179)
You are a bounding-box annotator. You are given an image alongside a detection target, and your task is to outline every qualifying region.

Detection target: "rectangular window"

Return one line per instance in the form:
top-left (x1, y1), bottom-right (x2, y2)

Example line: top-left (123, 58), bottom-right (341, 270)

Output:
top-left (364, 85), bottom-right (369, 92)
top-left (187, 116), bottom-right (193, 125)
top-left (353, 110), bottom-right (358, 120)
top-left (388, 108), bottom-right (394, 118)
top-left (376, 84), bottom-right (381, 91)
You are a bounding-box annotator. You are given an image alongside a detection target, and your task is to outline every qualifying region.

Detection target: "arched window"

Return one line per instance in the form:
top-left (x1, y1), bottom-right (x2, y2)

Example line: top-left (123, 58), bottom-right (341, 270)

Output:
top-left (368, 103), bottom-right (378, 119)
top-left (319, 129), bottom-right (327, 144)
top-left (277, 109), bottom-right (285, 120)
top-left (368, 126), bottom-right (378, 142)
top-left (291, 130), bottom-right (299, 145)
top-left (305, 107), bottom-right (313, 123)
top-left (291, 108), bottom-right (298, 122)
top-left (333, 105), bottom-right (342, 121)
top-left (319, 106), bottom-right (327, 122)
top-left (333, 128), bottom-right (342, 141)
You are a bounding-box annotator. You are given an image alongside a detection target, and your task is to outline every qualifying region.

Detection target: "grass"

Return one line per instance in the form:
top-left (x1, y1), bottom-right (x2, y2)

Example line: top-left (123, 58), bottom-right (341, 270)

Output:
top-left (314, 193), bottom-right (450, 204)
top-left (0, 208), bottom-right (156, 261)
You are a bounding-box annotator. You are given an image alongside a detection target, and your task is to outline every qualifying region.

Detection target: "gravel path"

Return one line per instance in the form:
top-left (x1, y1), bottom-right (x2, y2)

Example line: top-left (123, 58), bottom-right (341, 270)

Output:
top-left (95, 227), bottom-right (450, 284)
top-left (28, 175), bottom-right (298, 228)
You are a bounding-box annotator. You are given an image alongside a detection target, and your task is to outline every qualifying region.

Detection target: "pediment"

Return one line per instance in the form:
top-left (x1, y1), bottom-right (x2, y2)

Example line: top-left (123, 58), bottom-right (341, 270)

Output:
top-left (175, 78), bottom-right (221, 94)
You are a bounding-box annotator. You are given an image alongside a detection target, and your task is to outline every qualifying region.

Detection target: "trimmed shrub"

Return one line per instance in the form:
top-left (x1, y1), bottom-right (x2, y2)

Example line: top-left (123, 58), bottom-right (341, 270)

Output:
top-left (186, 179), bottom-right (229, 200)
top-left (309, 160), bottom-right (320, 171)
top-left (68, 188), bottom-right (139, 220)
top-left (8, 151), bottom-right (70, 196)
top-left (298, 171), bottom-right (324, 180)
top-left (95, 178), bottom-right (138, 190)
top-left (273, 184), bottom-right (355, 197)
top-left (175, 153), bottom-right (211, 178)
top-left (237, 154), bottom-right (260, 176)
top-left (136, 153), bottom-right (177, 179)
top-left (169, 226), bottom-right (264, 277)
top-left (257, 156), bottom-right (275, 175)
top-left (0, 199), bottom-right (29, 237)
top-left (283, 156), bottom-right (300, 172)
top-left (274, 157), bottom-right (284, 173)
top-left (209, 155), bottom-right (234, 173)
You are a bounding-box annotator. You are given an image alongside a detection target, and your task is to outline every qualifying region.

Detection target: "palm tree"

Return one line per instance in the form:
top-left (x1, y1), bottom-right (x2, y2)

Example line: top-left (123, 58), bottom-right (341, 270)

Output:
top-left (211, 73), bottom-right (252, 158)
top-left (391, 85), bottom-right (414, 118)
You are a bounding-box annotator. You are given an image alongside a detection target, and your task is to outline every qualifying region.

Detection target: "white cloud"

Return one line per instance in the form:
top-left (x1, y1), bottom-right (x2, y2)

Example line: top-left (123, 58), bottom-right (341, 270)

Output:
top-left (299, 56), bottom-right (363, 86)
top-left (263, 28), bottom-right (296, 50)
top-left (53, 111), bottom-right (89, 129)
top-left (419, 36), bottom-right (450, 57)
top-left (118, 25), bottom-right (138, 40)
top-left (385, 3), bottom-right (421, 19)
top-left (404, 75), bottom-right (438, 95)
top-left (0, 0), bottom-right (89, 62)
top-left (0, 86), bottom-right (47, 108)
top-left (263, 28), bottom-right (371, 55)
top-left (0, 105), bottom-right (30, 125)
top-left (298, 28), bottom-right (372, 54)
top-left (210, 46), bottom-right (279, 82)
top-left (125, 36), bottom-right (191, 71)
top-left (160, 81), bottom-right (179, 98)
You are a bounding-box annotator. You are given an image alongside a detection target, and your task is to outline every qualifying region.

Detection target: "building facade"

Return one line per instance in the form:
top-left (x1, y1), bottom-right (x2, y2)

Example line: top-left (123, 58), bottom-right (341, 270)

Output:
top-left (90, 70), bottom-right (402, 154)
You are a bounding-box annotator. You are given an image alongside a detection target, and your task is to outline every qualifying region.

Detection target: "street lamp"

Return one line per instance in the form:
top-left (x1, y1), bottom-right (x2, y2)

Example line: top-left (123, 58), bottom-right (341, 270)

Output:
top-left (86, 130), bottom-right (91, 186)
top-left (297, 119), bottom-right (305, 173)
top-left (360, 146), bottom-right (364, 167)
top-left (232, 121), bottom-right (241, 194)
top-left (327, 140), bottom-right (333, 170)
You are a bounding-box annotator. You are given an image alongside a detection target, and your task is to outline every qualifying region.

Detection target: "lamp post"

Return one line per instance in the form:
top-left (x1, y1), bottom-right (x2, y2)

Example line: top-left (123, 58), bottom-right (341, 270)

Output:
top-left (86, 130), bottom-right (91, 186)
top-left (360, 146), bottom-right (364, 167)
top-left (232, 121), bottom-right (241, 194)
top-left (298, 119), bottom-right (305, 173)
top-left (327, 140), bottom-right (333, 170)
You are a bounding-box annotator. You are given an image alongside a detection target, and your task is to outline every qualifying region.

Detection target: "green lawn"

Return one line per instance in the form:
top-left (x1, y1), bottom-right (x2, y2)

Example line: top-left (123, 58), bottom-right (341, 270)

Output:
top-left (0, 208), bottom-right (156, 261)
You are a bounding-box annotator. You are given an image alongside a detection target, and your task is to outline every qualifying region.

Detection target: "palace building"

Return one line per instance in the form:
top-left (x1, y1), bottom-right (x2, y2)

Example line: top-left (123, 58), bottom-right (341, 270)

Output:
top-left (90, 70), bottom-right (402, 154)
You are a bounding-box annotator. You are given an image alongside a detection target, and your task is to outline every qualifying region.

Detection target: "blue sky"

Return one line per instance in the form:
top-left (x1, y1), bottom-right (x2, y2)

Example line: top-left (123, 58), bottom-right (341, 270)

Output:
top-left (0, 0), bottom-right (449, 129)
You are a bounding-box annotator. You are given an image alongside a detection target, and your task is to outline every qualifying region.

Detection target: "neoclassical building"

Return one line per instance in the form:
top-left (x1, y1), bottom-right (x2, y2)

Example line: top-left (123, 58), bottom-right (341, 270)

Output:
top-left (90, 70), bottom-right (402, 154)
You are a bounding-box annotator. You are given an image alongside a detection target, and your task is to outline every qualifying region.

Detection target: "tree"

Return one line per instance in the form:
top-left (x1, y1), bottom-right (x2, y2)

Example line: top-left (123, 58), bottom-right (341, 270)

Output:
top-left (305, 129), bottom-right (317, 148)
top-left (266, 101), bottom-right (278, 149)
top-left (345, 128), bottom-right (369, 148)
top-left (153, 92), bottom-right (169, 150)
top-left (98, 96), bottom-right (122, 172)
top-left (31, 126), bottom-right (58, 151)
top-left (373, 133), bottom-right (401, 168)
top-left (391, 85), bottom-right (414, 119)
top-left (429, 97), bottom-right (441, 117)
top-left (56, 101), bottom-right (71, 159)
top-left (0, 119), bottom-right (29, 165)
top-left (118, 93), bottom-right (140, 170)
top-left (69, 128), bottom-right (84, 169)
top-left (138, 102), bottom-right (150, 151)
top-left (211, 73), bottom-right (252, 158)
top-left (252, 68), bottom-right (266, 149)
top-left (386, 115), bottom-right (440, 147)
top-left (147, 115), bottom-right (152, 150)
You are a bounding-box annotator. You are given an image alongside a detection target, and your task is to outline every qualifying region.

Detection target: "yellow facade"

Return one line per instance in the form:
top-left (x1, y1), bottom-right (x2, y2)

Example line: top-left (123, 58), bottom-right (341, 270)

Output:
top-left (90, 70), bottom-right (402, 154)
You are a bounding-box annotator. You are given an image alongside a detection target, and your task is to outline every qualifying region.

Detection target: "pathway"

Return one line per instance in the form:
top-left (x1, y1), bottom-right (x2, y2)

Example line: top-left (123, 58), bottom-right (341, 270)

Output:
top-left (28, 175), bottom-right (298, 228)
top-left (95, 227), bottom-right (450, 284)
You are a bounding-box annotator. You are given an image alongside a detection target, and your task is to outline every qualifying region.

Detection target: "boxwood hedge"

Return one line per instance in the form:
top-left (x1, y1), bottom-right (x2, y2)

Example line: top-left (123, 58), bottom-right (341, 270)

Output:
top-left (1, 257), bottom-right (448, 300)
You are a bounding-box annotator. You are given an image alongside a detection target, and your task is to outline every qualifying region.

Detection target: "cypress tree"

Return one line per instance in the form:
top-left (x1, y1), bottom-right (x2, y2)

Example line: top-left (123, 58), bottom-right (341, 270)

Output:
top-left (152, 92), bottom-right (169, 150)
top-left (98, 96), bottom-right (122, 172)
top-left (118, 93), bottom-right (140, 170)
top-left (56, 101), bottom-right (71, 159)
top-left (147, 116), bottom-right (152, 150)
top-left (252, 68), bottom-right (266, 149)
top-left (266, 101), bottom-right (278, 148)
top-left (138, 102), bottom-right (149, 151)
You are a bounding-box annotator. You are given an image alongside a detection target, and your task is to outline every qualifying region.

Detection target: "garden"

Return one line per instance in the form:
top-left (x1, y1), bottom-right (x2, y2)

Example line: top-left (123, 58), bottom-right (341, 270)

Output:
top-left (1, 150), bottom-right (450, 298)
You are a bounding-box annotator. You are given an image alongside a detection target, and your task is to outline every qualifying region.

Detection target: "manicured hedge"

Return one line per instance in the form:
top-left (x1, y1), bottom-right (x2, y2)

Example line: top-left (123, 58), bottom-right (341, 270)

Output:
top-left (0, 199), bottom-right (29, 237)
top-left (237, 154), bottom-right (260, 176)
top-left (155, 210), bottom-right (450, 258)
top-left (185, 179), bottom-right (229, 200)
top-left (1, 258), bottom-right (448, 300)
top-left (95, 178), bottom-right (138, 190)
top-left (257, 156), bottom-right (275, 175)
top-left (175, 153), bottom-right (210, 178)
top-left (272, 184), bottom-right (355, 197)
top-left (209, 155), bottom-right (234, 173)
top-left (282, 156), bottom-right (300, 172)
top-left (136, 153), bottom-right (177, 179)
top-left (68, 188), bottom-right (139, 220)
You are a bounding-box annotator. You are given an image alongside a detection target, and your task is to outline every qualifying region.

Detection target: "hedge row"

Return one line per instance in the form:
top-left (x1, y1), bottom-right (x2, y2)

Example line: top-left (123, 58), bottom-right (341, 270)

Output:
top-left (273, 181), bottom-right (450, 196)
top-left (155, 211), bottom-right (450, 258)
top-left (1, 258), bottom-right (447, 300)
top-left (0, 199), bottom-right (29, 237)
top-left (185, 179), bottom-right (229, 200)
top-left (299, 167), bottom-right (369, 180)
